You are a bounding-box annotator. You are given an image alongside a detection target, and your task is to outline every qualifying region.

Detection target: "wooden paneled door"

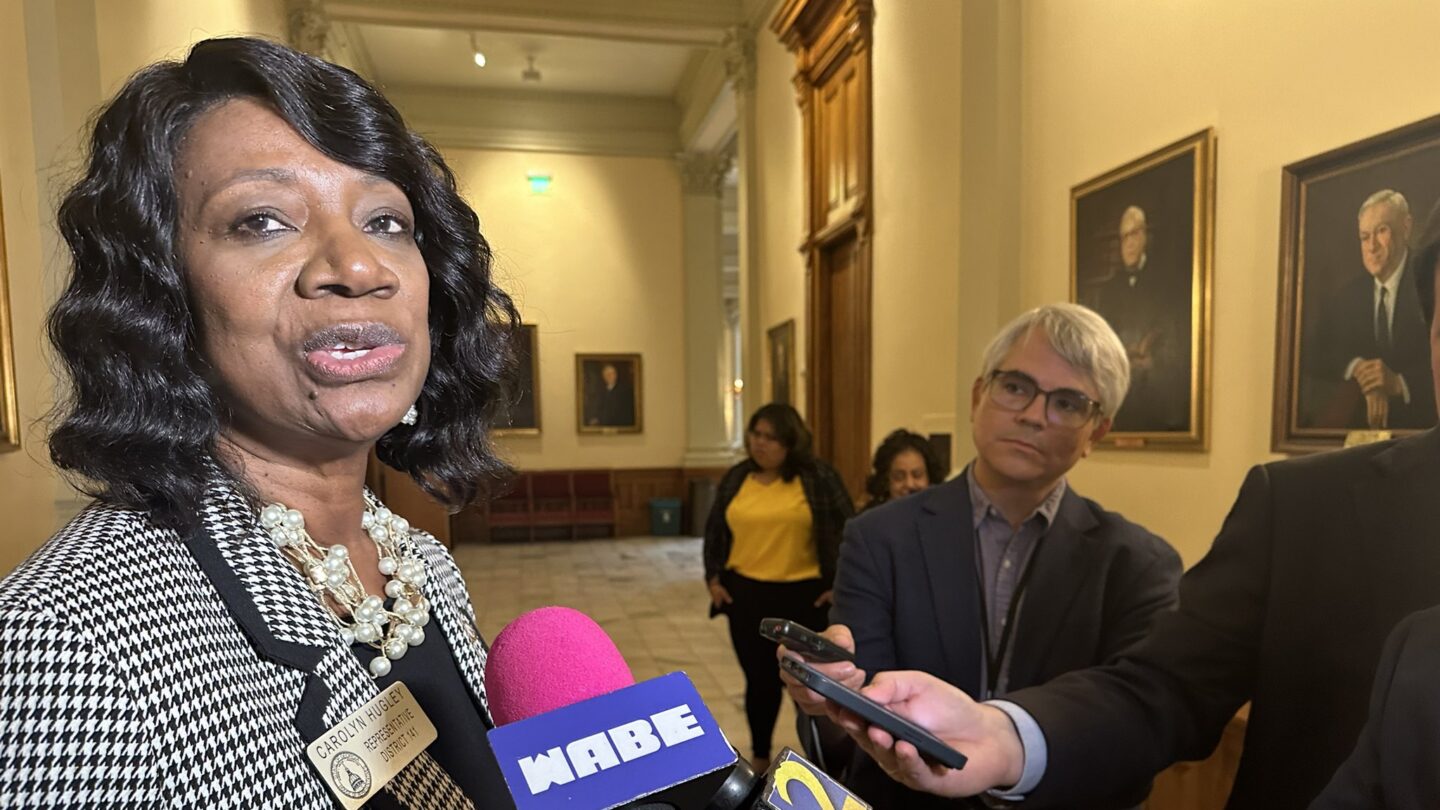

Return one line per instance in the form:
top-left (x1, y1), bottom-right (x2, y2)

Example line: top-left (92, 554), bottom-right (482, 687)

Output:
top-left (772, 0), bottom-right (874, 502)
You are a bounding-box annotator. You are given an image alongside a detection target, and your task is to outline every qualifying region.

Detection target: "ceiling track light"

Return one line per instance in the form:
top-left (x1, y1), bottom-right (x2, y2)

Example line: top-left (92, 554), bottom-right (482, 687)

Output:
top-left (468, 32), bottom-right (486, 69)
top-left (522, 55), bottom-right (542, 82)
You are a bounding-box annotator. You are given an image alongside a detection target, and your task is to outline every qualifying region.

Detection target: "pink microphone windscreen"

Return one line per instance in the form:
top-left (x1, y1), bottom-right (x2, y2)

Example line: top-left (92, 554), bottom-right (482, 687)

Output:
top-left (486, 606), bottom-right (636, 726)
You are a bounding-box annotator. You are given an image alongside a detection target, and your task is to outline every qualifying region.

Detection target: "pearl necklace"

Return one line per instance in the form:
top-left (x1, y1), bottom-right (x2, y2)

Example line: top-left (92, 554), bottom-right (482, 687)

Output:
top-left (261, 492), bottom-right (430, 678)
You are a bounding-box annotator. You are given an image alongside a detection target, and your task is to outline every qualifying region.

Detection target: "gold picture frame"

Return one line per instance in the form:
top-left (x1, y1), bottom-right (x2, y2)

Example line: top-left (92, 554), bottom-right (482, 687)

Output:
top-left (0, 181), bottom-right (19, 453)
top-left (494, 324), bottom-right (540, 436)
top-left (1070, 128), bottom-right (1216, 450)
top-left (767, 319), bottom-right (797, 406)
top-left (575, 353), bottom-right (642, 434)
top-left (1272, 114), bottom-right (1440, 453)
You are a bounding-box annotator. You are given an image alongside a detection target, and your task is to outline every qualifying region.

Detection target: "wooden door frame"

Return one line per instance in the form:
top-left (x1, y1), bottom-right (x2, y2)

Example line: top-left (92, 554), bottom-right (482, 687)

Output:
top-left (772, 0), bottom-right (874, 478)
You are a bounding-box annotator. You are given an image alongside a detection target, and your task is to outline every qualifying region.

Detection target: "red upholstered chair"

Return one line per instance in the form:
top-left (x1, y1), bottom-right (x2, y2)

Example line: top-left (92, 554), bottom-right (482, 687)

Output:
top-left (529, 472), bottom-right (574, 539)
top-left (485, 473), bottom-right (532, 542)
top-left (571, 471), bottom-right (615, 538)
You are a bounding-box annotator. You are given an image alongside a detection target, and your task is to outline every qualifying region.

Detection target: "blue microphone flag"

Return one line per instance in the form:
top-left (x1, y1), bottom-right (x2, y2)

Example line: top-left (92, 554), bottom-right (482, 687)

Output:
top-left (487, 671), bottom-right (736, 810)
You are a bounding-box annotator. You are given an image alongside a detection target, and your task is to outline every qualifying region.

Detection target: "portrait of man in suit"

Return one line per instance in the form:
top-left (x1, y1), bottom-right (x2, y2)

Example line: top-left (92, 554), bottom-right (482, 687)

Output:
top-left (1303, 189), bottom-right (1435, 430)
top-left (1081, 205), bottom-right (1192, 433)
top-left (1071, 130), bottom-right (1213, 446)
top-left (577, 355), bottom-right (641, 432)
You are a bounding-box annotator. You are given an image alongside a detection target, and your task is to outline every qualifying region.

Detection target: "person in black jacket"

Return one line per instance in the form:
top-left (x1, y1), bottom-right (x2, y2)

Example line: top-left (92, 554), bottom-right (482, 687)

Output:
top-left (704, 402), bottom-right (854, 772)
top-left (801, 204), bottom-right (1440, 810)
top-left (1311, 604), bottom-right (1440, 810)
top-left (785, 304), bottom-right (1181, 809)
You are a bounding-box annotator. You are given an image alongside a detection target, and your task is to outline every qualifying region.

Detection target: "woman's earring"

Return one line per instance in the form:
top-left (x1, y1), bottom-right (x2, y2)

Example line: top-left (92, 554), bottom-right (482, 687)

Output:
top-left (401, 404), bottom-right (419, 426)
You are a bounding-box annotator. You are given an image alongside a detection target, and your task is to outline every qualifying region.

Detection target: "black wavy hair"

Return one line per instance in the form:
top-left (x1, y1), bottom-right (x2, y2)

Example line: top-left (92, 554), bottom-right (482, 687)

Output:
top-left (861, 429), bottom-right (947, 511)
top-left (746, 403), bottom-right (815, 483)
top-left (48, 36), bottom-right (519, 533)
top-left (1413, 197), bottom-right (1440, 329)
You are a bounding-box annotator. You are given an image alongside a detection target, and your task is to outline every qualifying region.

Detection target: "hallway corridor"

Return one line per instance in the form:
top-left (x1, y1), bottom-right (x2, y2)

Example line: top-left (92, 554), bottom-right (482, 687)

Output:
top-left (454, 536), bottom-right (805, 762)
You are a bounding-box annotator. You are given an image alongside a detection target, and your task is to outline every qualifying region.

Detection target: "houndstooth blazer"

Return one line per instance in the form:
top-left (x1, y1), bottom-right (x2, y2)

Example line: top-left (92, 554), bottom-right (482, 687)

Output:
top-left (0, 472), bottom-right (491, 808)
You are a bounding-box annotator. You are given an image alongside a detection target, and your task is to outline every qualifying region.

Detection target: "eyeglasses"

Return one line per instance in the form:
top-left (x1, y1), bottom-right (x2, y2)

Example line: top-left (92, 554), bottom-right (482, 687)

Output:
top-left (985, 369), bottom-right (1102, 429)
top-left (747, 428), bottom-right (781, 444)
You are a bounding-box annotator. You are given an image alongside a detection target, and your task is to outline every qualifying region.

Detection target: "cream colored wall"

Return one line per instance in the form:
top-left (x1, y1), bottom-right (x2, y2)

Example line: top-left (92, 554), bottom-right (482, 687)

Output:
top-left (0, 1), bottom-right (60, 575)
top-left (1016, 0), bottom-right (1440, 564)
top-left (751, 27), bottom-right (807, 416)
top-left (94, 0), bottom-right (286, 93)
top-left (443, 148), bottom-right (688, 470)
top-left (0, 0), bottom-right (290, 576)
top-left (870, 0), bottom-right (963, 445)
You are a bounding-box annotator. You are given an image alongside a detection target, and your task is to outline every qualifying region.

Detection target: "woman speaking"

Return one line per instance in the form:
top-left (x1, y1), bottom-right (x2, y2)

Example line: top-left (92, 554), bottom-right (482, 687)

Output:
top-left (0, 37), bottom-right (518, 807)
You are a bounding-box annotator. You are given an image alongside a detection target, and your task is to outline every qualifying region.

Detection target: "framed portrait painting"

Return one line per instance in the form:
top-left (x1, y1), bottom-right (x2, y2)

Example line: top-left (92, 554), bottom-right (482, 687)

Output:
top-left (767, 319), bottom-right (796, 406)
top-left (1071, 128), bottom-right (1216, 450)
top-left (494, 324), bottom-right (540, 436)
top-left (575, 354), bottom-right (642, 434)
top-left (0, 184), bottom-right (19, 453)
top-left (1273, 114), bottom-right (1440, 453)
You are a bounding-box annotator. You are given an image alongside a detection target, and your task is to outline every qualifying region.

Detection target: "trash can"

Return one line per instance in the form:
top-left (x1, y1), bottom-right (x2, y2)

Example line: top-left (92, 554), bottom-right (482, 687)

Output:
top-left (689, 478), bottom-right (718, 536)
top-left (649, 497), bottom-right (683, 536)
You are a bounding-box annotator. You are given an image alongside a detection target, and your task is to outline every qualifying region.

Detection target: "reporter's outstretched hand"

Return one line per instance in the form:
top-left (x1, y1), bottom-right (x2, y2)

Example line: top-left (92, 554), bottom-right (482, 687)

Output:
top-left (777, 624), bottom-right (865, 716)
top-left (827, 670), bottom-right (1025, 798)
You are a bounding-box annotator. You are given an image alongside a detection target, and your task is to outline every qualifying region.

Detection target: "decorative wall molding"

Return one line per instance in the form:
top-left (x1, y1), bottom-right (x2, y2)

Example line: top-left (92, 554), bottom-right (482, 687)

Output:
top-left (677, 151), bottom-right (733, 196)
top-left (288, 0), bottom-right (332, 57)
top-left (324, 0), bottom-right (733, 45)
top-left (387, 86), bottom-right (682, 158)
top-left (721, 26), bottom-right (756, 93)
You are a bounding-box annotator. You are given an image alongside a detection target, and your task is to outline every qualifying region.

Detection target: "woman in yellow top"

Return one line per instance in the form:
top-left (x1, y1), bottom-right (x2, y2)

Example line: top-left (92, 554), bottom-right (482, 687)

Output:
top-left (703, 403), bottom-right (855, 771)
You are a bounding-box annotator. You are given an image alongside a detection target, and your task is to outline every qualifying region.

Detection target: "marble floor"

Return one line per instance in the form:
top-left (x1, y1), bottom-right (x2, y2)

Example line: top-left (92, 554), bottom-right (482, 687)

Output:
top-left (452, 534), bottom-right (804, 761)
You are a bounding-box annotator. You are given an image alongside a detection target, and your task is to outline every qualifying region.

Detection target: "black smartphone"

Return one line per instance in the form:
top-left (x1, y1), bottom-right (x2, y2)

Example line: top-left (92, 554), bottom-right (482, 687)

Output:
top-left (779, 656), bottom-right (969, 771)
top-left (759, 617), bottom-right (855, 664)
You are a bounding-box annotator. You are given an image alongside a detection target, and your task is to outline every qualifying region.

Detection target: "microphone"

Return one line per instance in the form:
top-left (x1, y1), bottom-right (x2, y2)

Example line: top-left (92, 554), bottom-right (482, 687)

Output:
top-left (485, 606), bottom-right (871, 810)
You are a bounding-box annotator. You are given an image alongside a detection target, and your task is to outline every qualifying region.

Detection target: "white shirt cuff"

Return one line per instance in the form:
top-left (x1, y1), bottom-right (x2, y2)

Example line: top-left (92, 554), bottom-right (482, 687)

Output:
top-left (1399, 374), bottom-right (1411, 404)
top-left (1344, 357), bottom-right (1363, 380)
top-left (984, 700), bottom-right (1047, 800)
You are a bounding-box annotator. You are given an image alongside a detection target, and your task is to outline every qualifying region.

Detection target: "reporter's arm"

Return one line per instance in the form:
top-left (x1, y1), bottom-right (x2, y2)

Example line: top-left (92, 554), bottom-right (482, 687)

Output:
top-left (826, 670), bottom-right (1025, 798)
top-left (1008, 464), bottom-right (1274, 805)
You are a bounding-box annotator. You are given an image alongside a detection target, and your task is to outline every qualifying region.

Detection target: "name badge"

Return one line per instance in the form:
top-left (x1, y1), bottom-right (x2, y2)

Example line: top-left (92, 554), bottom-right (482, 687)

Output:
top-left (307, 681), bottom-right (438, 809)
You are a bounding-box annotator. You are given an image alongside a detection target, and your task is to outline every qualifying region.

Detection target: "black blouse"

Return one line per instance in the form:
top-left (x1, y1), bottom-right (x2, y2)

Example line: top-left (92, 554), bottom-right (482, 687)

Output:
top-left (352, 621), bottom-right (515, 809)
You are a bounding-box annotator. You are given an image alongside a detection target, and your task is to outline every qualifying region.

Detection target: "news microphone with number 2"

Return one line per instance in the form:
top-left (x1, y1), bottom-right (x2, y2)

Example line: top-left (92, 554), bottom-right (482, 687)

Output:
top-left (484, 607), bottom-right (870, 810)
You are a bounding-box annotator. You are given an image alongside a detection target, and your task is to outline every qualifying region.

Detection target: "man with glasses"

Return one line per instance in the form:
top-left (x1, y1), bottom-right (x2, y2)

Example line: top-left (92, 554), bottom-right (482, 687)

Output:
top-left (783, 304), bottom-right (1181, 809)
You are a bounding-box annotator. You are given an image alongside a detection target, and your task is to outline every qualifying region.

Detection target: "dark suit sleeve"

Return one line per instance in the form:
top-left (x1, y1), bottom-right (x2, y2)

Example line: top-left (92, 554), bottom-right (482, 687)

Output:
top-left (1309, 611), bottom-right (1416, 810)
top-left (829, 518), bottom-right (900, 675)
top-left (1095, 533), bottom-right (1182, 663)
top-left (1010, 465), bottom-right (1274, 806)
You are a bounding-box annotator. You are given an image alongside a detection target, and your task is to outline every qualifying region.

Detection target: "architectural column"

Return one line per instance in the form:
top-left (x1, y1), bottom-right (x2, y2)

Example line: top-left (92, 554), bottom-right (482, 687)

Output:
top-left (679, 150), bottom-right (737, 468)
top-left (724, 24), bottom-right (767, 429)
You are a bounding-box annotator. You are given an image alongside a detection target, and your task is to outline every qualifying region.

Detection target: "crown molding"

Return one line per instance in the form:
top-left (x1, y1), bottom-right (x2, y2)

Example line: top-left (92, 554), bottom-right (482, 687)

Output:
top-left (386, 86), bottom-right (682, 158)
top-left (324, 0), bottom-right (739, 45)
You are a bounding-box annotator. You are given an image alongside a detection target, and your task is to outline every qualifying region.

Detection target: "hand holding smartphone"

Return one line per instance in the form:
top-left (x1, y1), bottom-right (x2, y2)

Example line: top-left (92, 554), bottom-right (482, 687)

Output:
top-left (759, 617), bottom-right (855, 664)
top-left (779, 656), bottom-right (969, 771)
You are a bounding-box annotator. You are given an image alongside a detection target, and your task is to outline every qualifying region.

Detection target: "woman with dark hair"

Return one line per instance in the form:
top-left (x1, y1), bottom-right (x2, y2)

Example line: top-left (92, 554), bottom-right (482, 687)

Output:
top-left (702, 402), bottom-right (854, 771)
top-left (860, 428), bottom-right (948, 512)
top-left (0, 37), bottom-right (517, 807)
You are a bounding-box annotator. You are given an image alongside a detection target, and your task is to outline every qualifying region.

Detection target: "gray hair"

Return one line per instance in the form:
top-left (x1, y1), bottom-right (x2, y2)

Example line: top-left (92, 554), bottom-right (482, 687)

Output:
top-left (979, 303), bottom-right (1131, 419)
top-left (1359, 189), bottom-right (1410, 220)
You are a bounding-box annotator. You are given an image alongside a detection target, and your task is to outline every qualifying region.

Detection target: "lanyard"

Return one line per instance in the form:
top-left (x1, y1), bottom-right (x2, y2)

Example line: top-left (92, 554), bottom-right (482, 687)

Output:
top-left (974, 535), bottom-right (1043, 699)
